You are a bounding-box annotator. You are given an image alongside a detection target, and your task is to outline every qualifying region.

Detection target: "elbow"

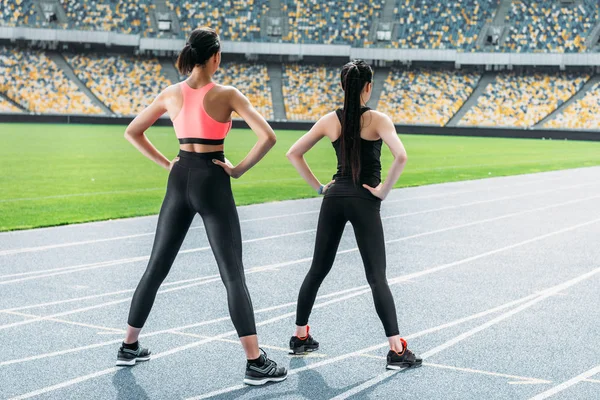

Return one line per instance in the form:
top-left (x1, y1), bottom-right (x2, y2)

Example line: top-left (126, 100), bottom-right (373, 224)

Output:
top-left (124, 129), bottom-right (135, 142)
top-left (266, 132), bottom-right (277, 147)
top-left (286, 148), bottom-right (300, 161)
top-left (396, 151), bottom-right (408, 164)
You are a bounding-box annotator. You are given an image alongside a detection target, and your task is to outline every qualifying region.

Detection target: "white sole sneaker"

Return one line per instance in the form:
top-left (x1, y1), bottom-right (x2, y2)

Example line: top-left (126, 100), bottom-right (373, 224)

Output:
top-left (243, 374), bottom-right (288, 386)
top-left (116, 355), bottom-right (151, 366)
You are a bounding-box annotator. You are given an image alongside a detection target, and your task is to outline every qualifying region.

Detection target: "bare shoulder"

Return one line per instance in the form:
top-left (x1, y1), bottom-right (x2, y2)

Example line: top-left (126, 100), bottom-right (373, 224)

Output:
top-left (162, 83), bottom-right (182, 96)
top-left (366, 109), bottom-right (393, 124)
top-left (213, 84), bottom-right (241, 96)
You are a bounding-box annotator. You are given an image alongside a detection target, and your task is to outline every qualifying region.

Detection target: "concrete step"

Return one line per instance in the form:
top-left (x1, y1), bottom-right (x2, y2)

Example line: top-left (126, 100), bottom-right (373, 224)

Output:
top-left (0, 92), bottom-right (28, 112)
top-left (159, 58), bottom-right (181, 84)
top-left (535, 74), bottom-right (599, 128)
top-left (47, 51), bottom-right (113, 115)
top-left (446, 71), bottom-right (495, 127)
top-left (267, 64), bottom-right (286, 121)
top-left (371, 68), bottom-right (389, 110)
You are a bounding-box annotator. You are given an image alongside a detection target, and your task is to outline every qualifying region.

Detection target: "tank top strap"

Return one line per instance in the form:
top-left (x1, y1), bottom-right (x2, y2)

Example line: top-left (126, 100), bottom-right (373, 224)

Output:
top-left (335, 106), bottom-right (372, 123)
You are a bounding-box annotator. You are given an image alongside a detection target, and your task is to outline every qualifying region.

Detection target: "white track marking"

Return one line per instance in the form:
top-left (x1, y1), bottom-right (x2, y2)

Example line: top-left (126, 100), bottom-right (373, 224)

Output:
top-left (329, 265), bottom-right (600, 400)
top-left (187, 259), bottom-right (600, 399)
top-left (168, 331), bottom-right (328, 358)
top-left (2, 310), bottom-right (124, 333)
top-left (0, 273), bottom-right (222, 313)
top-left (359, 356), bottom-right (551, 385)
top-left (1, 181), bottom-right (595, 285)
top-left (0, 176), bottom-right (559, 256)
top-left (2, 196), bottom-right (599, 331)
top-left (528, 365), bottom-right (600, 399)
top-left (0, 280), bottom-right (534, 367)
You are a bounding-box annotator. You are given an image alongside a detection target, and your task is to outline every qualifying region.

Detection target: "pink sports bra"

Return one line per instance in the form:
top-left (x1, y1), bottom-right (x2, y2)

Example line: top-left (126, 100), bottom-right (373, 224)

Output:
top-left (173, 82), bottom-right (232, 145)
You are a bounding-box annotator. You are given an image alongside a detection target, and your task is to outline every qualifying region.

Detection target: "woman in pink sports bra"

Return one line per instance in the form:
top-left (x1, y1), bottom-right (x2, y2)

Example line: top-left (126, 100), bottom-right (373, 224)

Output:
top-left (117, 27), bottom-right (287, 385)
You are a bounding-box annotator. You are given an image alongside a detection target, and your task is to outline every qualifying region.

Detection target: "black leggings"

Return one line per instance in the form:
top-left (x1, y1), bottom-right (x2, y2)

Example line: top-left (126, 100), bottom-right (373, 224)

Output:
top-left (295, 195), bottom-right (400, 337)
top-left (127, 150), bottom-right (256, 337)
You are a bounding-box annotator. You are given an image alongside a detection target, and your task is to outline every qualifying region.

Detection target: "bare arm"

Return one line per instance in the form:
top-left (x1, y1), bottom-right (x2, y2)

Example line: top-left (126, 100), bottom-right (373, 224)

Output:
top-left (363, 114), bottom-right (407, 200)
top-left (213, 88), bottom-right (276, 178)
top-left (286, 113), bottom-right (336, 193)
top-left (124, 89), bottom-right (174, 170)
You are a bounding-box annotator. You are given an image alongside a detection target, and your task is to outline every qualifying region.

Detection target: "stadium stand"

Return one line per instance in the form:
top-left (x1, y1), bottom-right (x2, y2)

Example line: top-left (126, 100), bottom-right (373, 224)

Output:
top-left (0, 95), bottom-right (21, 113)
top-left (282, 64), bottom-right (342, 121)
top-left (213, 62), bottom-right (274, 120)
top-left (58, 0), bottom-right (154, 35)
top-left (66, 53), bottom-right (170, 116)
top-left (459, 71), bottom-right (589, 127)
top-left (282, 0), bottom-right (382, 45)
top-left (378, 68), bottom-right (481, 126)
top-left (546, 81), bottom-right (600, 130)
top-left (0, 47), bottom-right (103, 114)
top-left (503, 0), bottom-right (600, 53)
top-left (0, 0), bottom-right (38, 26)
top-left (390, 0), bottom-right (499, 49)
top-left (167, 0), bottom-right (269, 41)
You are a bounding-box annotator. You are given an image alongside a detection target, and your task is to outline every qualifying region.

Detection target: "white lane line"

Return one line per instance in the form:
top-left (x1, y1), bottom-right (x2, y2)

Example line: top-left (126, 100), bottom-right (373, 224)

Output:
top-left (329, 265), bottom-right (600, 400)
top-left (359, 356), bottom-right (551, 385)
top-left (0, 273), bottom-right (222, 313)
top-left (0, 230), bottom-right (316, 283)
top-left (2, 194), bottom-right (599, 332)
top-left (0, 273), bottom-right (374, 366)
top-left (184, 292), bottom-right (546, 400)
top-left (528, 365), bottom-right (600, 400)
top-left (0, 211), bottom-right (318, 257)
top-left (0, 176), bottom-right (559, 256)
top-left (6, 286), bottom-right (537, 400)
top-left (168, 331), bottom-right (328, 358)
top-left (0, 257), bottom-right (314, 331)
top-left (1, 180), bottom-right (594, 283)
top-left (35, 215), bottom-right (589, 400)
top-left (6, 288), bottom-right (372, 400)
top-left (2, 310), bottom-right (124, 333)
top-left (584, 378), bottom-right (600, 384)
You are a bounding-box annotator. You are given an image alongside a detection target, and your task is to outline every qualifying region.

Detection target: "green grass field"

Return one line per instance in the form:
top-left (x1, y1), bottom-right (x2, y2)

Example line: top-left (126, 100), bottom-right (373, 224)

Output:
top-left (1, 122), bottom-right (600, 231)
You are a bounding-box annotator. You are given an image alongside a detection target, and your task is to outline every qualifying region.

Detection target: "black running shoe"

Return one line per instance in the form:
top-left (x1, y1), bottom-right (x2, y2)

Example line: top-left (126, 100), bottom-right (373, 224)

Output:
top-left (244, 349), bottom-right (288, 386)
top-left (289, 326), bottom-right (319, 355)
top-left (116, 343), bottom-right (151, 366)
top-left (386, 338), bottom-right (422, 370)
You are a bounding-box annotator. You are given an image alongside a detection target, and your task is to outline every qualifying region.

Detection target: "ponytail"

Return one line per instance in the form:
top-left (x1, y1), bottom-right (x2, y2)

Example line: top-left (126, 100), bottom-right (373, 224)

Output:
top-left (339, 60), bottom-right (373, 185)
top-left (176, 27), bottom-right (221, 75)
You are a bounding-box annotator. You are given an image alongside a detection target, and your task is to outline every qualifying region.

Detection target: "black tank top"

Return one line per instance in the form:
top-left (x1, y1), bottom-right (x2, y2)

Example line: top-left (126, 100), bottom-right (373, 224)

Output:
top-left (326, 107), bottom-right (382, 201)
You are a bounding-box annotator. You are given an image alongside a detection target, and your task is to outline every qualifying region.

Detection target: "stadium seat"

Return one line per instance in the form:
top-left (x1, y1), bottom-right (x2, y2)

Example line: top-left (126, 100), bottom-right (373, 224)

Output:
top-left (66, 53), bottom-right (171, 116)
top-left (378, 68), bottom-right (481, 126)
top-left (546, 82), bottom-right (600, 130)
top-left (282, 64), bottom-right (342, 121)
top-left (0, 0), bottom-right (38, 27)
top-left (58, 0), bottom-right (154, 35)
top-left (167, 0), bottom-right (268, 41)
top-left (282, 0), bottom-right (382, 45)
top-left (0, 95), bottom-right (21, 113)
top-left (0, 47), bottom-right (103, 115)
top-left (459, 71), bottom-right (589, 127)
top-left (503, 0), bottom-right (599, 53)
top-left (388, 0), bottom-right (498, 50)
top-left (213, 62), bottom-right (274, 120)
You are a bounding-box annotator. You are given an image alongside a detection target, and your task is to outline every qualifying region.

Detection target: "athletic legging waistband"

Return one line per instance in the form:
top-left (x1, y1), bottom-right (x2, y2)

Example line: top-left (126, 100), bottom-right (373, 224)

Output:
top-left (176, 150), bottom-right (225, 168)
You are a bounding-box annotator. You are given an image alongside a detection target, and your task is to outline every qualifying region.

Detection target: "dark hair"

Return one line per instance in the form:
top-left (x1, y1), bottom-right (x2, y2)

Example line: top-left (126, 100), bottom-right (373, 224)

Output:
top-left (176, 27), bottom-right (221, 75)
top-left (339, 59), bottom-right (373, 185)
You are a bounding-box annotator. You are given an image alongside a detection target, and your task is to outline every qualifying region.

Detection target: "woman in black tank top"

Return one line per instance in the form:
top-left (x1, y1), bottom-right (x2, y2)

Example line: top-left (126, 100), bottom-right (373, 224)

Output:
top-left (286, 60), bottom-right (422, 370)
